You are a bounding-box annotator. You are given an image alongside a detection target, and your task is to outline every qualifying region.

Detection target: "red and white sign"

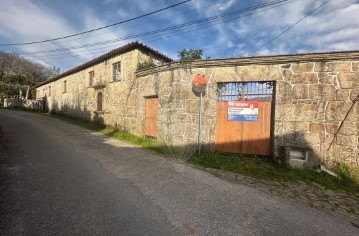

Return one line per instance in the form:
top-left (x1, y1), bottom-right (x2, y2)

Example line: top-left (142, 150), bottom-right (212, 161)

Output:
top-left (228, 101), bottom-right (259, 121)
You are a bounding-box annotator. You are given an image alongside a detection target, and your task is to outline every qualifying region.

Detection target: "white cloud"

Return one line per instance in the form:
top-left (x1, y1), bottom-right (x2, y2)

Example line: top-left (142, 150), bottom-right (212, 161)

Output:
top-left (0, 0), bottom-right (132, 70)
top-left (0, 1), bottom-right (74, 42)
top-left (0, 0), bottom-right (358, 70)
top-left (218, 0), bottom-right (236, 11)
top-left (23, 56), bottom-right (52, 68)
top-left (223, 0), bottom-right (359, 55)
top-left (117, 8), bottom-right (131, 19)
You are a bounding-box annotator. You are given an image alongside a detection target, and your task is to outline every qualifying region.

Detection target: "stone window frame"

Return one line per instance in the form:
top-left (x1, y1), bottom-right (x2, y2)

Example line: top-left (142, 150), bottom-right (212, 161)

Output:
top-left (112, 62), bottom-right (121, 82)
top-left (63, 80), bottom-right (67, 93)
top-left (89, 71), bottom-right (94, 87)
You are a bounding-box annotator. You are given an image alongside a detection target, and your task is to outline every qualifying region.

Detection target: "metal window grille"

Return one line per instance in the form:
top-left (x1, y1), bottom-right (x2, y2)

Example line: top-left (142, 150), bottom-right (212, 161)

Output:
top-left (217, 81), bottom-right (274, 102)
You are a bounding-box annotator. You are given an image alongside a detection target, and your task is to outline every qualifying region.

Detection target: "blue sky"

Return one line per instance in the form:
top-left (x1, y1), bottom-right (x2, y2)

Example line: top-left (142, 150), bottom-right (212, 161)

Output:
top-left (0, 0), bottom-right (358, 72)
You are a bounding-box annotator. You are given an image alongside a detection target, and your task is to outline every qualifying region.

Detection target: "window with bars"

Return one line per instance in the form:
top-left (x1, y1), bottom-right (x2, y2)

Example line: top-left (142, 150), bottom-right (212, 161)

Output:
top-left (89, 71), bottom-right (94, 86)
top-left (112, 62), bottom-right (121, 81)
top-left (217, 81), bottom-right (274, 102)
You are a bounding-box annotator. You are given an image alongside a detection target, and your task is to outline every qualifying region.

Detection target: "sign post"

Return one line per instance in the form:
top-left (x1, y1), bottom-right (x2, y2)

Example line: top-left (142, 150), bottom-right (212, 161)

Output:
top-left (199, 92), bottom-right (203, 155)
top-left (192, 74), bottom-right (207, 156)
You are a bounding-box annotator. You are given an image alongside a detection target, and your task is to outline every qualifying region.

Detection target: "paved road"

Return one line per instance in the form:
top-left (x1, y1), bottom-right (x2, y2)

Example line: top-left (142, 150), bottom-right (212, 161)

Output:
top-left (0, 109), bottom-right (358, 236)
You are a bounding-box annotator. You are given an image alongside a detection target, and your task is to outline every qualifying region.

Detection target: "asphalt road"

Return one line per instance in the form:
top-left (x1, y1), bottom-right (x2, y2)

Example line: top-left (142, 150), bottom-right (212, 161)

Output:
top-left (0, 109), bottom-right (358, 236)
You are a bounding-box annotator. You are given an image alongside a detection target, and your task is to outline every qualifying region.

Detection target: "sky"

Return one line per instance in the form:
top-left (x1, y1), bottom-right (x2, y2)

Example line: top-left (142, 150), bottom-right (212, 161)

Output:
top-left (0, 0), bottom-right (358, 72)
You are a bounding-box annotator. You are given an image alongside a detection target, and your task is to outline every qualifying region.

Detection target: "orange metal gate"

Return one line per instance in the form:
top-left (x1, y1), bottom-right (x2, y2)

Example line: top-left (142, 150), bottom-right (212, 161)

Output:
top-left (215, 82), bottom-right (274, 156)
top-left (145, 97), bottom-right (158, 138)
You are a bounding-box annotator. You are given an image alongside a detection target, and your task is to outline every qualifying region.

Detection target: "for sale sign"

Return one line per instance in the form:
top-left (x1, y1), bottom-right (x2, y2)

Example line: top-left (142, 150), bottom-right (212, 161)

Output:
top-left (228, 101), bottom-right (259, 121)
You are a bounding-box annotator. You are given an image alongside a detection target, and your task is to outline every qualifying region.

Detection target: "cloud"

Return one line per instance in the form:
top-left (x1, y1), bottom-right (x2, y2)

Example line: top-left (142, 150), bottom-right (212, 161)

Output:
top-left (0, 1), bottom-right (75, 42)
top-left (0, 0), bottom-right (132, 70)
top-left (0, 0), bottom-right (85, 69)
top-left (218, 0), bottom-right (236, 11)
top-left (215, 0), bottom-right (359, 56)
top-left (0, 0), bottom-right (358, 71)
top-left (23, 56), bottom-right (52, 68)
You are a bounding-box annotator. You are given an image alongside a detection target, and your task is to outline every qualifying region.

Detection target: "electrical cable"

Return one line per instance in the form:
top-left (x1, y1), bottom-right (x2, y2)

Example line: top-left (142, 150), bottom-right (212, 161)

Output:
top-left (25, 0), bottom-right (231, 47)
top-left (250, 0), bottom-right (330, 55)
top-left (0, 0), bottom-right (192, 46)
top-left (20, 0), bottom-right (296, 57)
top-left (30, 0), bottom-right (298, 60)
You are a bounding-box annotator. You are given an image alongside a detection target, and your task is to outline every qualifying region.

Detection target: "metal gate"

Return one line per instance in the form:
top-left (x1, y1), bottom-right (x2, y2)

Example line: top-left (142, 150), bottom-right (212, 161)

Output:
top-left (215, 82), bottom-right (274, 156)
top-left (145, 96), bottom-right (158, 139)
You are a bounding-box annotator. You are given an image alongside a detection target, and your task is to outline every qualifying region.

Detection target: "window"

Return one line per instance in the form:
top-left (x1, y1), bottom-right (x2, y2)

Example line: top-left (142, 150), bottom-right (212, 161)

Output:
top-left (112, 62), bottom-right (121, 81)
top-left (97, 92), bottom-right (103, 111)
top-left (48, 86), bottom-right (51, 96)
top-left (63, 80), bottom-right (67, 93)
top-left (217, 82), bottom-right (274, 102)
top-left (89, 71), bottom-right (94, 86)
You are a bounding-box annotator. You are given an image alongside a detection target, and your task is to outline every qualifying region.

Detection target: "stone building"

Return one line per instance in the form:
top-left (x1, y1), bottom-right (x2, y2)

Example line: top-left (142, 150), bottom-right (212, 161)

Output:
top-left (35, 42), bottom-right (359, 168)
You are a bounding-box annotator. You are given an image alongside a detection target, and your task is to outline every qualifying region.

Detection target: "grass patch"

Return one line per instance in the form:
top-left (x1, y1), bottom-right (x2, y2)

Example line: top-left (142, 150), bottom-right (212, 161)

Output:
top-left (8, 108), bottom-right (359, 194)
top-left (337, 162), bottom-right (359, 187)
top-left (189, 153), bottom-right (359, 193)
top-left (101, 126), bottom-right (161, 152)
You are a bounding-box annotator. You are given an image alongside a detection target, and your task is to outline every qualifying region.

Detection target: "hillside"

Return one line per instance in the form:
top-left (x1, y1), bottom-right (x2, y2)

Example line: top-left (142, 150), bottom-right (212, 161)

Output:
top-left (0, 51), bottom-right (60, 99)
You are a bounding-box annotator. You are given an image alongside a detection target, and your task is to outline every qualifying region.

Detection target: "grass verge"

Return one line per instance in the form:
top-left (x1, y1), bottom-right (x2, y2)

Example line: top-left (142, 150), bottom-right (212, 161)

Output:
top-left (6, 108), bottom-right (358, 194)
top-left (189, 154), bottom-right (359, 193)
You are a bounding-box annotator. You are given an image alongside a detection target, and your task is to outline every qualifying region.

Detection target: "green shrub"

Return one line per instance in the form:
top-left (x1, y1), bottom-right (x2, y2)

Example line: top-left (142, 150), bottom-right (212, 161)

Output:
top-left (337, 162), bottom-right (359, 186)
top-left (137, 58), bottom-right (156, 71)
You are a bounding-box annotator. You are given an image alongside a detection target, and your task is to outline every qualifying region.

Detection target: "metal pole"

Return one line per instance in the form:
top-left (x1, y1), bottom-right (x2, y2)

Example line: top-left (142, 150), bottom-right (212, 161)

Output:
top-left (327, 95), bottom-right (359, 150)
top-left (198, 92), bottom-right (203, 156)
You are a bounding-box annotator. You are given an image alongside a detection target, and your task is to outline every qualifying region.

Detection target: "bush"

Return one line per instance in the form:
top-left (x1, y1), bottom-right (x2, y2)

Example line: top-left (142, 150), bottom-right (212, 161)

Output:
top-left (337, 162), bottom-right (359, 186)
top-left (177, 48), bottom-right (203, 62)
top-left (137, 58), bottom-right (156, 71)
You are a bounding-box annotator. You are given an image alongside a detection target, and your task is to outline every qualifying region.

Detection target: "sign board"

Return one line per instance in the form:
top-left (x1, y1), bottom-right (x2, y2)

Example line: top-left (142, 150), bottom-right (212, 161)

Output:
top-left (228, 101), bottom-right (259, 121)
top-left (192, 74), bottom-right (207, 94)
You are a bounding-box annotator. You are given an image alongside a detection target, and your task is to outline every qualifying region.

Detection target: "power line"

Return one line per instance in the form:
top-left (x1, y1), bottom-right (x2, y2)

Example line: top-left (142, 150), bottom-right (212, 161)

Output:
top-left (23, 0), bottom-right (230, 47)
top-left (36, 0), bottom-right (299, 61)
top-left (0, 0), bottom-right (192, 46)
top-left (19, 0), bottom-right (296, 57)
top-left (250, 0), bottom-right (330, 55)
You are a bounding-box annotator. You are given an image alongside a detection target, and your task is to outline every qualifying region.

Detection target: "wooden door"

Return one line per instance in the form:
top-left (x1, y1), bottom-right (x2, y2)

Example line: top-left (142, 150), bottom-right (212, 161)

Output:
top-left (145, 97), bottom-right (158, 138)
top-left (97, 92), bottom-right (103, 111)
top-left (215, 101), bottom-right (272, 156)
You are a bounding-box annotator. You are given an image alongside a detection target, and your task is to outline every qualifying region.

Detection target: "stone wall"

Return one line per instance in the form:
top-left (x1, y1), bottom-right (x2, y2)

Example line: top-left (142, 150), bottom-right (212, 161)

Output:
top-left (36, 49), bottom-right (359, 168)
top-left (136, 53), bottom-right (359, 167)
top-left (36, 49), bottom-right (166, 127)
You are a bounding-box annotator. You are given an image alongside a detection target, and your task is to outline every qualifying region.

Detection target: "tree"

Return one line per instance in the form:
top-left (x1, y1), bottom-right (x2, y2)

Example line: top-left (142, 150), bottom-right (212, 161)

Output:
top-left (0, 51), bottom-right (60, 99)
top-left (177, 49), bottom-right (203, 62)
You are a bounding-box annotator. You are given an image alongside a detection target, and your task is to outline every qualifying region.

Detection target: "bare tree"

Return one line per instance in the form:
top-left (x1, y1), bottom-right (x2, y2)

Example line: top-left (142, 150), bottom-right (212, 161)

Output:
top-left (0, 51), bottom-right (60, 99)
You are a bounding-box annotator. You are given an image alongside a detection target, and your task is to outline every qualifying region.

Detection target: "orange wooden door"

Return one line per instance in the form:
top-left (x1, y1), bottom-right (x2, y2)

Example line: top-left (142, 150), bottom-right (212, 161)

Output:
top-left (215, 101), bottom-right (272, 156)
top-left (145, 97), bottom-right (158, 138)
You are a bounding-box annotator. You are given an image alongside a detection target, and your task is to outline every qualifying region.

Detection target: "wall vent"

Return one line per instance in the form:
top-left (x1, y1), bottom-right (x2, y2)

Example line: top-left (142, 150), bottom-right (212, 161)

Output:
top-left (282, 146), bottom-right (311, 168)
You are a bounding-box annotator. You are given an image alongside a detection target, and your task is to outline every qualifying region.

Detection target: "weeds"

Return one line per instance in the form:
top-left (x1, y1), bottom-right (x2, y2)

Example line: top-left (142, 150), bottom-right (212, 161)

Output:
top-left (337, 162), bottom-right (359, 187)
top-left (7, 108), bottom-right (358, 194)
top-left (189, 153), bottom-right (359, 192)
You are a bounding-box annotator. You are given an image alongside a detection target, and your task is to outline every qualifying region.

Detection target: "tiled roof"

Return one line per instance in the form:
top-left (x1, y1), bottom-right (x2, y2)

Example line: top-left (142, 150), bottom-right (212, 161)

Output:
top-left (34, 41), bottom-right (172, 88)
